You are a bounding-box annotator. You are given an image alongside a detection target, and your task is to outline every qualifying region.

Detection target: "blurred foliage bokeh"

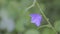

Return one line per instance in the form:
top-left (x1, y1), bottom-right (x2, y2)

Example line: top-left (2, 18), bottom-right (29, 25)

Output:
top-left (0, 0), bottom-right (60, 34)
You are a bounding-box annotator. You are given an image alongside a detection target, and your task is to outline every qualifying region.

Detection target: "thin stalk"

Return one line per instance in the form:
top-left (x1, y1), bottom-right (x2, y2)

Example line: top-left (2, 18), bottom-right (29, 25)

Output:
top-left (37, 25), bottom-right (49, 29)
top-left (36, 2), bottom-right (57, 34)
top-left (25, 0), bottom-right (36, 11)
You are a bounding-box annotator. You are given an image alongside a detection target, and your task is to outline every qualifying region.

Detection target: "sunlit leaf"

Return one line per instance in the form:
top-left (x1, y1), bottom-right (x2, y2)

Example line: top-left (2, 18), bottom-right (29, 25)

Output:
top-left (54, 20), bottom-right (60, 32)
top-left (25, 29), bottom-right (40, 34)
top-left (40, 27), bottom-right (56, 34)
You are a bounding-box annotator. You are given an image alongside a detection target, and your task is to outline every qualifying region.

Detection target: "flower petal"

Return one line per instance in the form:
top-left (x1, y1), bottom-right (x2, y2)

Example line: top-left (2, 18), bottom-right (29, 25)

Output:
top-left (30, 14), bottom-right (42, 27)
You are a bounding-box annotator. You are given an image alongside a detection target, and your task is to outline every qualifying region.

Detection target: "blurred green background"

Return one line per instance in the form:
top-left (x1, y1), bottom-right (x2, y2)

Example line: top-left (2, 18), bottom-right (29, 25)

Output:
top-left (0, 0), bottom-right (60, 34)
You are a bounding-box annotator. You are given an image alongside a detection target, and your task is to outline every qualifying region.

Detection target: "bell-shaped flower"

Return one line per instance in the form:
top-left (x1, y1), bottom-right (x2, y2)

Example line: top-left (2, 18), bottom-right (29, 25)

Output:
top-left (30, 14), bottom-right (42, 27)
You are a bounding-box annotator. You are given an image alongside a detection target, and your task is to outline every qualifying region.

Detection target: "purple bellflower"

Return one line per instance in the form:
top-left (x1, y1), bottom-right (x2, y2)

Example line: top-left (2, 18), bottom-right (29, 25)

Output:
top-left (30, 14), bottom-right (42, 27)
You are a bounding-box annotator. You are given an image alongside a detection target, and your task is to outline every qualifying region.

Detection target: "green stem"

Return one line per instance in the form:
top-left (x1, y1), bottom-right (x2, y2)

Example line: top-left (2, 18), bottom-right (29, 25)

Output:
top-left (37, 25), bottom-right (49, 29)
top-left (25, 0), bottom-right (36, 12)
top-left (36, 2), bottom-right (57, 33)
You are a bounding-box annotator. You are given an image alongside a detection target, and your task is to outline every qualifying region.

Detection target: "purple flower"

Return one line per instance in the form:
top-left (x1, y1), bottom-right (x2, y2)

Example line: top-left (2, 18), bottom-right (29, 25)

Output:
top-left (30, 14), bottom-right (42, 27)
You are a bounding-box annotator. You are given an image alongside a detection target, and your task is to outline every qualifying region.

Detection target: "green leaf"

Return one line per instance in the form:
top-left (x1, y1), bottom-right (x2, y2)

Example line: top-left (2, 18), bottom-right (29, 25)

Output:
top-left (40, 27), bottom-right (56, 34)
top-left (16, 12), bottom-right (30, 32)
top-left (16, 18), bottom-right (26, 32)
top-left (24, 29), bottom-right (40, 34)
top-left (54, 20), bottom-right (60, 32)
top-left (24, 12), bottom-right (30, 26)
